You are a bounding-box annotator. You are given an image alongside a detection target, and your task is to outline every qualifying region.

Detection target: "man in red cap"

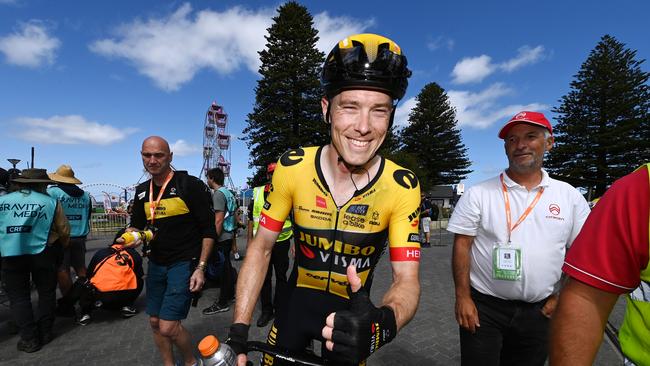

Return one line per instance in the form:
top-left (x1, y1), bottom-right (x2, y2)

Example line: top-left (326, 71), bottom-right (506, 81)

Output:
top-left (448, 111), bottom-right (590, 365)
top-left (245, 162), bottom-right (293, 328)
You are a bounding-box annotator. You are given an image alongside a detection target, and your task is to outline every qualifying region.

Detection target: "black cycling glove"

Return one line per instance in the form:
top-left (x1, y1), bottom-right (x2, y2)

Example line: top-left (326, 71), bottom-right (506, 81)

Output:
top-left (225, 323), bottom-right (250, 356)
top-left (329, 287), bottom-right (397, 364)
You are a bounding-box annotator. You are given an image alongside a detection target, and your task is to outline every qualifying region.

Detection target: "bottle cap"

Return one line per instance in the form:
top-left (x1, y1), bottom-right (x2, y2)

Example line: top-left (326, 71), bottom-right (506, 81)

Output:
top-left (198, 335), bottom-right (220, 357)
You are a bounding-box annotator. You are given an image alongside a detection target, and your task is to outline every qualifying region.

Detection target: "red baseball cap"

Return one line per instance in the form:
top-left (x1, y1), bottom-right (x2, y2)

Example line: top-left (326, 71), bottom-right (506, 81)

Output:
top-left (498, 111), bottom-right (552, 139)
top-left (267, 163), bottom-right (277, 173)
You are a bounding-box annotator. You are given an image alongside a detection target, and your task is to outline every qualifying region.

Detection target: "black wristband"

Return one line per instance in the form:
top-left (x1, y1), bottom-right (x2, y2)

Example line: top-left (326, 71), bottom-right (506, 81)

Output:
top-left (226, 323), bottom-right (250, 355)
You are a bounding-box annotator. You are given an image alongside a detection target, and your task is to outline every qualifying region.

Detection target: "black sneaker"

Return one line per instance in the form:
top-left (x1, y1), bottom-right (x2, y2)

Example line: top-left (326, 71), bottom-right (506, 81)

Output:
top-left (256, 312), bottom-right (274, 327)
top-left (202, 303), bottom-right (229, 315)
top-left (421, 242), bottom-right (431, 248)
top-left (77, 314), bottom-right (91, 326)
top-left (120, 306), bottom-right (138, 318)
top-left (17, 338), bottom-right (41, 353)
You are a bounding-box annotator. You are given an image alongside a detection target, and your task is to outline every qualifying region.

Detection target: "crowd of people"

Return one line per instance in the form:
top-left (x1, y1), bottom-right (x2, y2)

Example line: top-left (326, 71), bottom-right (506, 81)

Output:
top-left (0, 31), bottom-right (648, 366)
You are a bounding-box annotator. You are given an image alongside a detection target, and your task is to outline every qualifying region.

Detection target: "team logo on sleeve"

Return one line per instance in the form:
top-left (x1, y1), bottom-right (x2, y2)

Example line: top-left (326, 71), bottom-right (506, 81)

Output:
top-left (407, 233), bottom-right (420, 243)
top-left (280, 148), bottom-right (305, 167)
top-left (263, 201), bottom-right (271, 210)
top-left (407, 207), bottom-right (421, 224)
top-left (393, 169), bottom-right (419, 189)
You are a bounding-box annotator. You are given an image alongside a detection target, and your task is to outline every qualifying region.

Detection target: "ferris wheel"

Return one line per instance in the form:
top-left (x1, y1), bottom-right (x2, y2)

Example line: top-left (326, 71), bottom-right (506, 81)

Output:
top-left (201, 101), bottom-right (233, 188)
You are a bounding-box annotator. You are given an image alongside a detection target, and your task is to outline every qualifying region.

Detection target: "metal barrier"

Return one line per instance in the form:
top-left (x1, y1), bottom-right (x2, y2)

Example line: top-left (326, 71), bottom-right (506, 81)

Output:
top-left (88, 212), bottom-right (129, 240)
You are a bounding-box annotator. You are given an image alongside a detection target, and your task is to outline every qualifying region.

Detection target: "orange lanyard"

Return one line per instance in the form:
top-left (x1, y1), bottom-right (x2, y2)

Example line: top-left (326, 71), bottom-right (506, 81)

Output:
top-left (500, 173), bottom-right (544, 243)
top-left (149, 170), bottom-right (174, 224)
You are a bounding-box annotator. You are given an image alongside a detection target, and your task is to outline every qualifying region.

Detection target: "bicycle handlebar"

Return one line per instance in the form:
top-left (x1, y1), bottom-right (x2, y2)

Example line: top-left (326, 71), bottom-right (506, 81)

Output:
top-left (246, 341), bottom-right (325, 366)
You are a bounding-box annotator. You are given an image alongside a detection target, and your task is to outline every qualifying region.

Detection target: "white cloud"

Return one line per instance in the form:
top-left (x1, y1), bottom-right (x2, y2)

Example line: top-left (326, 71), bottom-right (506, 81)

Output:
top-left (0, 21), bottom-right (60, 67)
top-left (393, 97), bottom-right (417, 127)
top-left (451, 55), bottom-right (494, 84)
top-left (90, 4), bottom-right (272, 91)
top-left (170, 139), bottom-right (201, 157)
top-left (426, 35), bottom-right (454, 52)
top-left (13, 115), bottom-right (137, 145)
top-left (447, 83), bottom-right (548, 128)
top-left (387, 83), bottom-right (548, 131)
top-left (313, 12), bottom-right (374, 53)
top-left (451, 45), bottom-right (546, 84)
top-left (90, 3), bottom-right (373, 91)
top-left (500, 45), bottom-right (545, 72)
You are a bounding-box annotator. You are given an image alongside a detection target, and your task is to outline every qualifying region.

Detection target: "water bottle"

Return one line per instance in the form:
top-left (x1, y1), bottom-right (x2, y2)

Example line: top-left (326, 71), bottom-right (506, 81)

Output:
top-left (120, 230), bottom-right (153, 244)
top-left (198, 335), bottom-right (238, 366)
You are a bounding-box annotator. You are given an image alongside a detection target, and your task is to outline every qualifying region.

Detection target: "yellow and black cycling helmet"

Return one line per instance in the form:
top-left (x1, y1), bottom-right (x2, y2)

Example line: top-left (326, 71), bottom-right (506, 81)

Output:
top-left (321, 33), bottom-right (412, 100)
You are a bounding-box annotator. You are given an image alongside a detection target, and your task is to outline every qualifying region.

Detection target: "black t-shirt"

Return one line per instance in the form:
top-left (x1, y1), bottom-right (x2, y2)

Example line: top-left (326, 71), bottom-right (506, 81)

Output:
top-left (131, 172), bottom-right (216, 265)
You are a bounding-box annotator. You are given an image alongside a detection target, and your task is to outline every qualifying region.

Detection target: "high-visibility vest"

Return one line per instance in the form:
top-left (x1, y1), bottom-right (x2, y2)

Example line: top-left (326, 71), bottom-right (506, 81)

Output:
top-left (619, 163), bottom-right (650, 365)
top-left (252, 185), bottom-right (292, 241)
top-left (0, 190), bottom-right (56, 256)
top-left (47, 186), bottom-right (91, 237)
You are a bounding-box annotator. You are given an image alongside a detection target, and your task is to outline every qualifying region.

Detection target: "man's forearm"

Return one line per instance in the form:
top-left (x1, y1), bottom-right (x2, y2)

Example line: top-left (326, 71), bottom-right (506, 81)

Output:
top-left (233, 238), bottom-right (272, 325)
top-left (550, 279), bottom-right (618, 365)
top-left (198, 238), bottom-right (214, 263)
top-left (452, 234), bottom-right (473, 298)
top-left (381, 274), bottom-right (420, 331)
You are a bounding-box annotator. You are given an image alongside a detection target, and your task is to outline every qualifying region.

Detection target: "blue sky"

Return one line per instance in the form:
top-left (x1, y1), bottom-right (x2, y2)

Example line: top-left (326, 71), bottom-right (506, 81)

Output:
top-left (1, 0), bottom-right (648, 199)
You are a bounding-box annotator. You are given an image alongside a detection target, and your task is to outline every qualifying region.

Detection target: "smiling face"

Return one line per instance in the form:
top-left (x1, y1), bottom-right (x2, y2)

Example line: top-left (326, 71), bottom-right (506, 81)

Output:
top-left (141, 136), bottom-right (173, 179)
top-left (322, 89), bottom-right (393, 167)
top-left (503, 123), bottom-right (553, 174)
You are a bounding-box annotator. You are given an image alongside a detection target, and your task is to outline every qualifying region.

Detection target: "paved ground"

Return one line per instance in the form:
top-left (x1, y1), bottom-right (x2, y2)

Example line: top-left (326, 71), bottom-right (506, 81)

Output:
top-left (0, 229), bottom-right (625, 365)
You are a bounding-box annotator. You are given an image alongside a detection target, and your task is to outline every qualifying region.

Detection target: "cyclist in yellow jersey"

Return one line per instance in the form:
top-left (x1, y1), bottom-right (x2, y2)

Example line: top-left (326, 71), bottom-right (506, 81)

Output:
top-left (226, 33), bottom-right (421, 366)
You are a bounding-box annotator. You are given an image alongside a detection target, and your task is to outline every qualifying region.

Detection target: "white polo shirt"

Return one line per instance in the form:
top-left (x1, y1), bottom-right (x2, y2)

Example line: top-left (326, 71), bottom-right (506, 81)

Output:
top-left (447, 169), bottom-right (590, 302)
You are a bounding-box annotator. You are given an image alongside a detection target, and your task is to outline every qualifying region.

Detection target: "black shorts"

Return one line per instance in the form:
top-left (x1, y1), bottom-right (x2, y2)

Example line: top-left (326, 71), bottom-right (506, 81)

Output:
top-left (262, 287), bottom-right (366, 366)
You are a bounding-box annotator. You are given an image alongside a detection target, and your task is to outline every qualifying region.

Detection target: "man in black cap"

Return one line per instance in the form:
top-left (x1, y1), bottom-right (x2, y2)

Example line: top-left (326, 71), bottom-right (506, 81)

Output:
top-left (0, 169), bottom-right (70, 352)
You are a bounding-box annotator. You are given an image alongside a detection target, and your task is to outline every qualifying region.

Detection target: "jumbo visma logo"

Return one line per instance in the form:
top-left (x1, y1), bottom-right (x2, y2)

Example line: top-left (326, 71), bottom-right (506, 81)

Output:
top-left (297, 230), bottom-right (385, 270)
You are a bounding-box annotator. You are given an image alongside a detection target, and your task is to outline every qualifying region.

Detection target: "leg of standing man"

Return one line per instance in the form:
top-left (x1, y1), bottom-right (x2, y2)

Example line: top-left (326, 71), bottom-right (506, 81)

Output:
top-left (146, 260), bottom-right (197, 366)
top-left (421, 217), bottom-right (431, 247)
top-left (2, 255), bottom-right (42, 352)
top-left (203, 240), bottom-right (234, 314)
top-left (31, 246), bottom-right (58, 345)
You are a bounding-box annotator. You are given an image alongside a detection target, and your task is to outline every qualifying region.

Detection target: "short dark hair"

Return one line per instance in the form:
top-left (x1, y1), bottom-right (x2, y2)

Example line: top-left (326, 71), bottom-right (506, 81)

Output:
top-left (207, 168), bottom-right (225, 185)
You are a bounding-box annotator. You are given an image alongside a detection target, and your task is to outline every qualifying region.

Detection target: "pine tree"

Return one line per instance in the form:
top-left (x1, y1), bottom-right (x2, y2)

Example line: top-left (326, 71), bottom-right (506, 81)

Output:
top-left (547, 35), bottom-right (650, 196)
top-left (243, 1), bottom-right (328, 186)
top-left (399, 82), bottom-right (472, 190)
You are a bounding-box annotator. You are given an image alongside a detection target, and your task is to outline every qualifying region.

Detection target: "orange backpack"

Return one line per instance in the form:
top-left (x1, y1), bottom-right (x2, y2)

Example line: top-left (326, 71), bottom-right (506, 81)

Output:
top-left (89, 244), bottom-right (138, 292)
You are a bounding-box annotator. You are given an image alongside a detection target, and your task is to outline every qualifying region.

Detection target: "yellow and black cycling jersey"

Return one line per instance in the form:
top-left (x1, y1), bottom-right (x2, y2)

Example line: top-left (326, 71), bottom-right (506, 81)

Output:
top-left (259, 146), bottom-right (421, 299)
